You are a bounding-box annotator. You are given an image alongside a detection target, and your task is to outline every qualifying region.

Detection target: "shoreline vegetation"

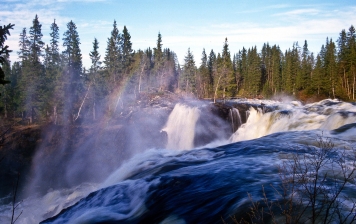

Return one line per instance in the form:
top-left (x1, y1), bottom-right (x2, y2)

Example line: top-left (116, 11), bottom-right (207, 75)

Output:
top-left (229, 136), bottom-right (356, 224)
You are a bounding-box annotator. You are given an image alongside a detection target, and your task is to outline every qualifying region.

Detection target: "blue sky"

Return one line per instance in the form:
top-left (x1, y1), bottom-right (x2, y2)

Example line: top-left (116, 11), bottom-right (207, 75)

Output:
top-left (2, 0), bottom-right (356, 68)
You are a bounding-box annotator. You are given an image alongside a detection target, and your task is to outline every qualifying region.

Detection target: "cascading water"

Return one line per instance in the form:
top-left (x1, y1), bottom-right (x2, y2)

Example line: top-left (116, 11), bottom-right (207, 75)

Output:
top-left (230, 99), bottom-right (356, 142)
top-left (229, 108), bottom-right (242, 132)
top-left (1, 98), bottom-right (356, 224)
top-left (161, 103), bottom-right (200, 150)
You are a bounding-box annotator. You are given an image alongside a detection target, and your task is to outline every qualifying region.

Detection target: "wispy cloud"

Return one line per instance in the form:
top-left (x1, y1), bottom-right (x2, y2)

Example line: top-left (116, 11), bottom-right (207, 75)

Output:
top-left (273, 8), bottom-right (320, 17)
top-left (3, 1), bottom-right (356, 67)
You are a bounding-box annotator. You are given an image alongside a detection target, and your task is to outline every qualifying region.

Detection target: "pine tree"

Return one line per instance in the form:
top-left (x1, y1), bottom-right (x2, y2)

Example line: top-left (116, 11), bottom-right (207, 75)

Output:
top-left (337, 29), bottom-right (349, 98)
top-left (153, 32), bottom-right (164, 90)
top-left (298, 40), bottom-right (313, 95)
top-left (19, 15), bottom-right (45, 121)
top-left (49, 20), bottom-right (60, 67)
top-left (121, 26), bottom-right (134, 78)
top-left (346, 25), bottom-right (356, 100)
top-left (8, 62), bottom-right (22, 116)
top-left (18, 28), bottom-right (29, 63)
top-left (238, 47), bottom-right (248, 95)
top-left (0, 23), bottom-right (14, 86)
top-left (28, 15), bottom-right (44, 63)
top-left (220, 38), bottom-right (236, 98)
top-left (44, 19), bottom-right (63, 123)
top-left (63, 20), bottom-right (82, 80)
top-left (324, 38), bottom-right (338, 98)
top-left (207, 49), bottom-right (216, 98)
top-left (181, 48), bottom-right (196, 94)
top-left (88, 38), bottom-right (101, 120)
top-left (234, 51), bottom-right (242, 94)
top-left (62, 20), bottom-right (83, 122)
top-left (311, 54), bottom-right (323, 96)
top-left (199, 48), bottom-right (210, 98)
top-left (162, 48), bottom-right (179, 92)
top-left (1, 55), bottom-right (11, 117)
top-left (104, 20), bottom-right (122, 91)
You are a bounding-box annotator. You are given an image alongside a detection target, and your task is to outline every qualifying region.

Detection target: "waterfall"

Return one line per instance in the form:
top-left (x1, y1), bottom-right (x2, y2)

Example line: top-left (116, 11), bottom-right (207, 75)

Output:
top-left (161, 104), bottom-right (200, 150)
top-left (230, 99), bottom-right (356, 143)
top-left (229, 108), bottom-right (242, 133)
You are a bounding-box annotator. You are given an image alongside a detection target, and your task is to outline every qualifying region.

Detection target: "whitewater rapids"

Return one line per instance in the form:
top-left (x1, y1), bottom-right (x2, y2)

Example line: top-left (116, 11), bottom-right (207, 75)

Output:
top-left (0, 98), bottom-right (356, 223)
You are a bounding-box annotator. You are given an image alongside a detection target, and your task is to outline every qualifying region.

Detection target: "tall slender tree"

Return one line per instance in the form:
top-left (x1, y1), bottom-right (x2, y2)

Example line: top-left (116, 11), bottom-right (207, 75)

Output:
top-left (104, 20), bottom-right (122, 91)
top-left (181, 48), bottom-right (196, 94)
top-left (20, 15), bottom-right (45, 121)
top-left (88, 38), bottom-right (101, 120)
top-left (153, 32), bottom-right (164, 90)
top-left (199, 48), bottom-right (210, 98)
top-left (219, 38), bottom-right (236, 98)
top-left (18, 28), bottom-right (29, 63)
top-left (62, 20), bottom-right (83, 122)
top-left (121, 26), bottom-right (134, 78)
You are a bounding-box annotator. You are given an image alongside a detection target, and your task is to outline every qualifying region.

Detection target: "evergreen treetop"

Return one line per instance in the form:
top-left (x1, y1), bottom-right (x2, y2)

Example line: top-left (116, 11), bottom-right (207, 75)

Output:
top-left (0, 22), bottom-right (14, 85)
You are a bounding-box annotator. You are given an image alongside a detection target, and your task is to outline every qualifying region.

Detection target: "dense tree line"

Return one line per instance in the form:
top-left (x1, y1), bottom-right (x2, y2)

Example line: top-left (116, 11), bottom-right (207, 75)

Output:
top-left (190, 25), bottom-right (356, 102)
top-left (0, 16), bottom-right (179, 124)
top-left (0, 15), bottom-right (355, 123)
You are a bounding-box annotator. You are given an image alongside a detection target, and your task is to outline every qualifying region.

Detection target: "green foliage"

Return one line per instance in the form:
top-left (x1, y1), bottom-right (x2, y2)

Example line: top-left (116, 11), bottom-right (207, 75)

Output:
top-left (180, 48), bottom-right (196, 94)
top-left (2, 17), bottom-right (356, 121)
top-left (121, 26), bottom-right (134, 76)
top-left (104, 20), bottom-right (122, 92)
top-left (0, 23), bottom-right (14, 86)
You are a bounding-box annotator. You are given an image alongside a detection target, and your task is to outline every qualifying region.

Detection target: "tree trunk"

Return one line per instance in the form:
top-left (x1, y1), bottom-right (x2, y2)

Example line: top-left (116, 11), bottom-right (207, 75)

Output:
top-left (74, 84), bottom-right (91, 122)
top-left (214, 74), bottom-right (222, 103)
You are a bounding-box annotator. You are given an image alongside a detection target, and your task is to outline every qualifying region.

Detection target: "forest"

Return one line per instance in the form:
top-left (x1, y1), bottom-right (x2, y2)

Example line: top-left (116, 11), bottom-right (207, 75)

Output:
top-left (0, 15), bottom-right (356, 124)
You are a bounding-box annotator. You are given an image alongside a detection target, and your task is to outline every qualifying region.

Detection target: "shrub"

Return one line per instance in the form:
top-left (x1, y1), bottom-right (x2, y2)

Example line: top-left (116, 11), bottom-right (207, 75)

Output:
top-left (234, 136), bottom-right (356, 224)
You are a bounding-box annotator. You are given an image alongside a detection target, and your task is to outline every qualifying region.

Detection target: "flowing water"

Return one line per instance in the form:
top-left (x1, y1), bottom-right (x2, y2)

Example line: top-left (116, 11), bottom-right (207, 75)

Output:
top-left (1, 99), bottom-right (356, 223)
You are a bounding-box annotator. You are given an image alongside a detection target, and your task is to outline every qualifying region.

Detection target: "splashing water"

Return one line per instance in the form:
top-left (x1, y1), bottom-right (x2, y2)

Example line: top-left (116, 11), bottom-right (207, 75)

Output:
top-left (161, 103), bottom-right (200, 150)
top-left (2, 98), bottom-right (356, 223)
top-left (230, 99), bottom-right (356, 142)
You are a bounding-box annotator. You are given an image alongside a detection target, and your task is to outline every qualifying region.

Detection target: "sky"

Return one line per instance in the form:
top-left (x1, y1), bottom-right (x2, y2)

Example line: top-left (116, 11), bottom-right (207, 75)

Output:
top-left (2, 0), bottom-right (356, 68)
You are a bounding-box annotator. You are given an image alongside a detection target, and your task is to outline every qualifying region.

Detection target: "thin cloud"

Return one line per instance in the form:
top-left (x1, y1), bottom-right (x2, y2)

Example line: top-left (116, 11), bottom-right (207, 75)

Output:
top-left (273, 8), bottom-right (320, 17)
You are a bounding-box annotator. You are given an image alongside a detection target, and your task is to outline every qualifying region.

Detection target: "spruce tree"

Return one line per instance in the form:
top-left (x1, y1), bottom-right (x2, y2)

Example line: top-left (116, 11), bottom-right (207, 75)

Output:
top-left (153, 32), bottom-right (164, 90)
top-left (220, 38), bottom-right (236, 98)
top-left (121, 26), bottom-right (134, 78)
top-left (239, 47), bottom-right (248, 95)
top-left (49, 20), bottom-right (60, 67)
top-left (324, 38), bottom-right (338, 98)
top-left (207, 49), bottom-right (216, 98)
top-left (62, 20), bottom-right (83, 122)
top-left (63, 20), bottom-right (82, 80)
top-left (199, 49), bottom-right (210, 97)
top-left (45, 19), bottom-right (63, 123)
top-left (104, 20), bottom-right (122, 91)
top-left (89, 38), bottom-right (101, 120)
top-left (298, 40), bottom-right (313, 94)
top-left (18, 28), bottom-right (29, 63)
top-left (181, 48), bottom-right (196, 94)
top-left (20, 15), bottom-right (45, 121)
top-left (28, 15), bottom-right (44, 63)
top-left (346, 25), bottom-right (356, 100)
top-left (0, 22), bottom-right (14, 86)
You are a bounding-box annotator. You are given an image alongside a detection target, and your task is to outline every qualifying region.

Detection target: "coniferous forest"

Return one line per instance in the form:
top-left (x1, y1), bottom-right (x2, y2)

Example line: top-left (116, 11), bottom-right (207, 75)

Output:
top-left (1, 15), bottom-right (356, 124)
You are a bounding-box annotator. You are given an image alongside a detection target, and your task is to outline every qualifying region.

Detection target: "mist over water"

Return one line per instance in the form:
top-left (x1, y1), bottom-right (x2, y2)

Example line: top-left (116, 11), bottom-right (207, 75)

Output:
top-left (1, 98), bottom-right (356, 223)
top-left (161, 103), bottom-right (200, 150)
